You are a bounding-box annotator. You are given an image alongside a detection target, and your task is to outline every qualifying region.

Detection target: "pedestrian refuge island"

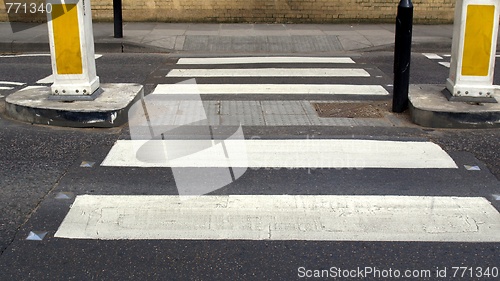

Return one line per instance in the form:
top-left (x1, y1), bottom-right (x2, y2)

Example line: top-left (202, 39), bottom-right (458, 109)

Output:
top-left (445, 0), bottom-right (499, 103)
top-left (5, 0), bottom-right (143, 127)
top-left (408, 0), bottom-right (500, 128)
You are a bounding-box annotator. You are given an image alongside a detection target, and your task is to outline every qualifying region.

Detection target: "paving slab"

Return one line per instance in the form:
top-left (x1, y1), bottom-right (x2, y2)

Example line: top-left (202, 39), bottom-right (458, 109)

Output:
top-left (0, 22), bottom-right (471, 54)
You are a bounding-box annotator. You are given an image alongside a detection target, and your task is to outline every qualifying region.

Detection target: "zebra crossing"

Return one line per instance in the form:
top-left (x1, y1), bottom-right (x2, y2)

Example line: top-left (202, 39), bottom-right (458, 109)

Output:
top-left (55, 195), bottom-right (500, 242)
top-left (53, 56), bottom-right (500, 243)
top-left (158, 55), bottom-right (389, 96)
top-left (148, 56), bottom-right (391, 126)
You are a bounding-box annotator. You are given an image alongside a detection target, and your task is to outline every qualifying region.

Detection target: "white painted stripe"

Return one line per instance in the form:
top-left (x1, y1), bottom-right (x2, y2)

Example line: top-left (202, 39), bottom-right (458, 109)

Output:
top-left (152, 84), bottom-right (389, 95)
top-left (55, 195), bottom-right (500, 242)
top-left (177, 57), bottom-right (355, 65)
top-left (439, 62), bottom-right (451, 68)
top-left (36, 75), bottom-right (53, 84)
top-left (0, 81), bottom-right (25, 86)
top-left (0, 86), bottom-right (14, 90)
top-left (101, 139), bottom-right (458, 168)
top-left (0, 54), bottom-right (102, 59)
top-left (422, 53), bottom-right (443, 60)
top-left (21, 86), bottom-right (46, 91)
top-left (166, 68), bottom-right (370, 77)
top-left (0, 53), bottom-right (50, 58)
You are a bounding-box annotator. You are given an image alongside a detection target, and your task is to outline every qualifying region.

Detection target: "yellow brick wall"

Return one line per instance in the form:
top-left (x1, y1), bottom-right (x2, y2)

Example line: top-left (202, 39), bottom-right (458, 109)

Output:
top-left (1, 0), bottom-right (456, 23)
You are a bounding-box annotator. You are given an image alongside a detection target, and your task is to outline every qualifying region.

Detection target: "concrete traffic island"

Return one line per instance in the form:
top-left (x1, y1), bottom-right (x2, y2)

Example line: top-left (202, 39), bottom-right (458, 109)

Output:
top-left (5, 84), bottom-right (143, 128)
top-left (408, 84), bottom-right (500, 128)
top-left (2, 1), bottom-right (143, 128)
top-left (408, 0), bottom-right (500, 129)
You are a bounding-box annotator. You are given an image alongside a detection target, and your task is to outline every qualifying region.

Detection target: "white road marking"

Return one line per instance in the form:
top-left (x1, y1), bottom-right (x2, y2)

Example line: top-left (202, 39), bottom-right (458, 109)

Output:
top-left (0, 53), bottom-right (50, 58)
top-left (20, 86), bottom-right (46, 91)
top-left (439, 62), bottom-right (451, 68)
top-left (101, 139), bottom-right (458, 169)
top-left (0, 81), bottom-right (25, 90)
top-left (166, 68), bottom-right (370, 77)
top-left (54, 195), bottom-right (500, 242)
top-left (152, 84), bottom-right (389, 95)
top-left (0, 53), bottom-right (102, 59)
top-left (36, 75), bottom-right (53, 84)
top-left (422, 53), bottom-right (443, 60)
top-left (0, 81), bottom-right (25, 86)
top-left (177, 57), bottom-right (355, 65)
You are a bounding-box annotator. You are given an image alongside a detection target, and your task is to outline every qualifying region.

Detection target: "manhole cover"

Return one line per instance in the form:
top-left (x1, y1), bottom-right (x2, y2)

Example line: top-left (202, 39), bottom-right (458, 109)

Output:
top-left (312, 101), bottom-right (390, 118)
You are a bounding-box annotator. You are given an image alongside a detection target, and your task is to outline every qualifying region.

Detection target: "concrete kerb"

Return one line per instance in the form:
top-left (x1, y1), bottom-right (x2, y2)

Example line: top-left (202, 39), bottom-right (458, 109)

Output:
top-left (0, 41), bottom-right (172, 54)
top-left (5, 84), bottom-right (144, 128)
top-left (0, 39), bottom-right (465, 54)
top-left (0, 24), bottom-right (458, 54)
top-left (409, 84), bottom-right (500, 129)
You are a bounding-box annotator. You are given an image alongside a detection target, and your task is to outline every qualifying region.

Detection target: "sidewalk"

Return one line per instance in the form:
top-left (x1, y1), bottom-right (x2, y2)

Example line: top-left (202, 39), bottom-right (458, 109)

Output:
top-left (2, 22), bottom-right (499, 129)
top-left (0, 22), bottom-right (457, 54)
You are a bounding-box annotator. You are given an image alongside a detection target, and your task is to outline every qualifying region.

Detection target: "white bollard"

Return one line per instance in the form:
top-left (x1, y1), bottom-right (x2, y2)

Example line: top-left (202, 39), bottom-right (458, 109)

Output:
top-left (446, 0), bottom-right (499, 102)
top-left (46, 0), bottom-right (100, 100)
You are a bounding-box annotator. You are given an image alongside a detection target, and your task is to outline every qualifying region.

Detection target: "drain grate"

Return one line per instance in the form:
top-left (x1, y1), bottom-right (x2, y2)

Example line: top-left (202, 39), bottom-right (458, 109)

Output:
top-left (312, 101), bottom-right (390, 118)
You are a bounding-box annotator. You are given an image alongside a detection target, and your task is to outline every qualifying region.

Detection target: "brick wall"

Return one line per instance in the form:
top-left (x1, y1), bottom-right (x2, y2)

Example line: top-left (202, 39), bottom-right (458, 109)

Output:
top-left (1, 0), bottom-right (456, 23)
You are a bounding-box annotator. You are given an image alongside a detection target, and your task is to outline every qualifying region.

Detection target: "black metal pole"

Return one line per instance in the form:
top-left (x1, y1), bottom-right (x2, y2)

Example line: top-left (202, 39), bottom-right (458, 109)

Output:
top-left (392, 0), bottom-right (413, 113)
top-left (113, 0), bottom-right (123, 38)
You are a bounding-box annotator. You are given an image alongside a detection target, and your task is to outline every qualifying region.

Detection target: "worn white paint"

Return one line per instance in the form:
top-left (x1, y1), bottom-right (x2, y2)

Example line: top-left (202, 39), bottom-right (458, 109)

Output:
top-left (0, 54), bottom-right (102, 58)
top-left (36, 75), bottom-right (54, 84)
top-left (422, 53), bottom-right (443, 60)
top-left (152, 84), bottom-right (389, 95)
top-left (20, 86), bottom-right (46, 91)
top-left (439, 62), bottom-right (451, 68)
top-left (166, 68), bottom-right (370, 77)
top-left (101, 139), bottom-right (458, 168)
top-left (0, 54), bottom-right (51, 58)
top-left (54, 195), bottom-right (500, 242)
top-left (0, 86), bottom-right (14, 90)
top-left (176, 57), bottom-right (355, 65)
top-left (0, 81), bottom-right (25, 86)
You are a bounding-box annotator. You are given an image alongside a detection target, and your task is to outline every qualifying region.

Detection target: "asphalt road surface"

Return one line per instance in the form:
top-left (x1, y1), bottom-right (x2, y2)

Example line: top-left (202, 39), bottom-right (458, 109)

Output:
top-left (0, 52), bottom-right (499, 280)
